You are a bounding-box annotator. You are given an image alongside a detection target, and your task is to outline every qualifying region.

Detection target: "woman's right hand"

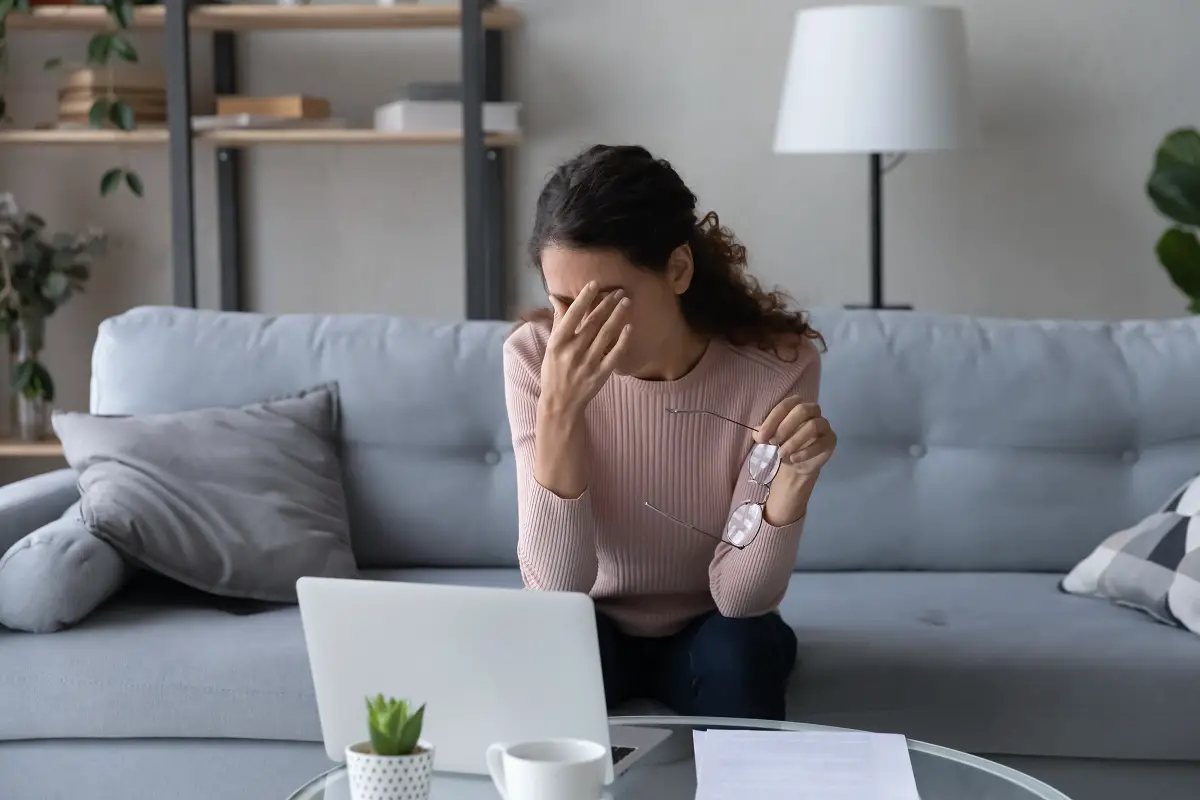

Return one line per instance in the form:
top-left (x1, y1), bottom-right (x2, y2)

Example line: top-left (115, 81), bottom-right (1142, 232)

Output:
top-left (539, 280), bottom-right (632, 419)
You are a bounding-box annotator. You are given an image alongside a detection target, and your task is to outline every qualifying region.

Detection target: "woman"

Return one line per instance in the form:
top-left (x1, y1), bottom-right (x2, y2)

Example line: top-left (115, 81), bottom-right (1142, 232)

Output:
top-left (503, 145), bottom-right (837, 721)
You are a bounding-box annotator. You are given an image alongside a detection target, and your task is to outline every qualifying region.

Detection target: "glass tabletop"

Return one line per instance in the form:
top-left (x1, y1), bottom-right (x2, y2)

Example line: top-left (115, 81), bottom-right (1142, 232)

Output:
top-left (287, 715), bottom-right (1072, 800)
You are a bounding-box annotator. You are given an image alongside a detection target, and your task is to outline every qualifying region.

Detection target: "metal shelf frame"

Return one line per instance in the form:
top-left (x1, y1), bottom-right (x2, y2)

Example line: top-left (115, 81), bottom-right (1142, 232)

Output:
top-left (158, 0), bottom-right (510, 318)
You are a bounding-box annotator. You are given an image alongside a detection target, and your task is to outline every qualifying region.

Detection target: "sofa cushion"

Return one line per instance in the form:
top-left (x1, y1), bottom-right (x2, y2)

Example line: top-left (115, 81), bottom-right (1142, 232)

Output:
top-left (4, 570), bottom-right (1195, 764)
top-left (783, 572), bottom-right (1200, 761)
top-left (800, 311), bottom-right (1200, 572)
top-left (53, 384), bottom-right (357, 603)
top-left (0, 501), bottom-right (132, 633)
top-left (0, 569), bottom-right (522, 744)
top-left (1062, 473), bottom-right (1200, 634)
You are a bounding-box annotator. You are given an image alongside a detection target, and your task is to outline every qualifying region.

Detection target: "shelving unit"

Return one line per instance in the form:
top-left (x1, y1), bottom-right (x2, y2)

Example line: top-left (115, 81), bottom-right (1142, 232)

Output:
top-left (4, 1), bottom-right (517, 319)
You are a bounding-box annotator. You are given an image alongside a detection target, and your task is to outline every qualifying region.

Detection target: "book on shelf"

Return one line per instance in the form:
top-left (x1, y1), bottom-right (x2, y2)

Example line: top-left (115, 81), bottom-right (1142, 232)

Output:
top-left (373, 100), bottom-right (521, 134)
top-left (215, 96), bottom-right (331, 120)
top-left (61, 67), bottom-right (165, 92)
top-left (56, 67), bottom-right (169, 126)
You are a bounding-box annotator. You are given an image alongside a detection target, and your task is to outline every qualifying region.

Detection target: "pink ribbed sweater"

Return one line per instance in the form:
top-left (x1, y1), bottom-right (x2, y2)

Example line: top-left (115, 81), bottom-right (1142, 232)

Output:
top-left (503, 322), bottom-right (821, 637)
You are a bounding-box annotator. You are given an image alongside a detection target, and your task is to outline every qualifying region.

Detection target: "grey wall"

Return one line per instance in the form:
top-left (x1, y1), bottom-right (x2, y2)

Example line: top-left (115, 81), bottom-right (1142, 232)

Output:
top-left (0, 0), bottom-right (1194, 440)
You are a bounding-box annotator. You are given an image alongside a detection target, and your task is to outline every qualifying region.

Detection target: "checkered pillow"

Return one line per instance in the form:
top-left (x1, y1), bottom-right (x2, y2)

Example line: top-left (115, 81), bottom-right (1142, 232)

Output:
top-left (1062, 474), bottom-right (1200, 635)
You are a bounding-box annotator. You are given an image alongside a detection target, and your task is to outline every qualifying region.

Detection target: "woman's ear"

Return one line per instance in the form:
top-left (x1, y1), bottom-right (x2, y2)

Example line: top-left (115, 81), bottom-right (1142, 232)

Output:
top-left (667, 244), bottom-right (694, 295)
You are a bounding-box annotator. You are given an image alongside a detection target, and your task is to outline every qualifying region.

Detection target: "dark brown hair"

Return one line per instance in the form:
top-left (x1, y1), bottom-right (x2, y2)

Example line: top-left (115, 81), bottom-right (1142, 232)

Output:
top-left (523, 144), bottom-right (823, 356)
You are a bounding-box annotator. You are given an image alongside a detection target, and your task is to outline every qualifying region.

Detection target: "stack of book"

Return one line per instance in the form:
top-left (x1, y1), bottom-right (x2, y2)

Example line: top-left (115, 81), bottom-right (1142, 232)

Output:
top-left (193, 95), bottom-right (343, 130)
top-left (57, 69), bottom-right (166, 128)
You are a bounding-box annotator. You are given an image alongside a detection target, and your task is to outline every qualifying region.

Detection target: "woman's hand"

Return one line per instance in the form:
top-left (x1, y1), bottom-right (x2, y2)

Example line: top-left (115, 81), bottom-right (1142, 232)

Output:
top-left (754, 397), bottom-right (837, 525)
top-left (539, 281), bottom-right (633, 419)
top-left (756, 397), bottom-right (837, 474)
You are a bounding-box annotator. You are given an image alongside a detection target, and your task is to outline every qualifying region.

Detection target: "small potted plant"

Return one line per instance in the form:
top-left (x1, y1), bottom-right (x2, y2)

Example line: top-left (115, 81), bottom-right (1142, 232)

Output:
top-left (346, 695), bottom-right (433, 800)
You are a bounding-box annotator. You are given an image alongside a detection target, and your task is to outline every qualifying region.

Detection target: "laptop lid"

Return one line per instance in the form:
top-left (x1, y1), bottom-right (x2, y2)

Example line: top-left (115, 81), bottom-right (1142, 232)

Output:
top-left (297, 578), bottom-right (613, 777)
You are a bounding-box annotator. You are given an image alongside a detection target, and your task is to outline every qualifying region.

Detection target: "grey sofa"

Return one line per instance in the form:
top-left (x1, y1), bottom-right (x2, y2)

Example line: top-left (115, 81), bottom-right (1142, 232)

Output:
top-left (2, 306), bottom-right (1199, 800)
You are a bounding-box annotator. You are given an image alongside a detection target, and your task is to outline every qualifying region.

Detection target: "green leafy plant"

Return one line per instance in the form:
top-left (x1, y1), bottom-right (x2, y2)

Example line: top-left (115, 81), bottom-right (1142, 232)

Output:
top-left (365, 695), bottom-right (426, 757)
top-left (0, 0), bottom-right (152, 197)
top-left (0, 193), bottom-right (105, 403)
top-left (1147, 127), bottom-right (1200, 313)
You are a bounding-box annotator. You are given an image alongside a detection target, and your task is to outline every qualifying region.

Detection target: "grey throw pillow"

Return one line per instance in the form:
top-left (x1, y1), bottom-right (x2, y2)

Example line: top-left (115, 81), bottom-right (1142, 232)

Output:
top-left (51, 383), bottom-right (358, 602)
top-left (0, 501), bottom-right (132, 633)
top-left (1062, 473), bottom-right (1200, 636)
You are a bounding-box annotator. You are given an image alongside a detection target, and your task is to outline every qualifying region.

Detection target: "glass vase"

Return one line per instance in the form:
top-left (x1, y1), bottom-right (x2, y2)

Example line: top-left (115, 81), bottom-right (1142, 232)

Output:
top-left (9, 315), bottom-right (51, 442)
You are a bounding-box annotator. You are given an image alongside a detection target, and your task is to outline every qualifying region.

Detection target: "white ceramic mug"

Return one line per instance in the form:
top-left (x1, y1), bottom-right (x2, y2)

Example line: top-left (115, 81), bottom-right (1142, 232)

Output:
top-left (485, 738), bottom-right (607, 800)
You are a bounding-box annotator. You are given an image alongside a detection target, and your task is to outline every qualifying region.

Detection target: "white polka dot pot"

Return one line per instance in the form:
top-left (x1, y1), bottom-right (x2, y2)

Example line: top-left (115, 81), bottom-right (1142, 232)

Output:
top-left (345, 741), bottom-right (435, 800)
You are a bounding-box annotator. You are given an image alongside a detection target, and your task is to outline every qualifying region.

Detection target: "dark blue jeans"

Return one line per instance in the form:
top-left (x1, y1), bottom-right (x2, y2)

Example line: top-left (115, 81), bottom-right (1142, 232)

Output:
top-left (596, 610), bottom-right (798, 721)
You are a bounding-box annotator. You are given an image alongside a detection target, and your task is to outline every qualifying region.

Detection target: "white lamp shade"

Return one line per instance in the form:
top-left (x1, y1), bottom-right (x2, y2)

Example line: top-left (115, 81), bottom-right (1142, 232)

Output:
top-left (774, 4), bottom-right (979, 154)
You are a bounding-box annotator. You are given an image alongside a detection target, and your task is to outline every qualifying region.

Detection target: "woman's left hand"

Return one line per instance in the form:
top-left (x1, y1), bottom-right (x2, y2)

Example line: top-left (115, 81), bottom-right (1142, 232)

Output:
top-left (755, 396), bottom-right (837, 476)
top-left (753, 397), bottom-right (837, 527)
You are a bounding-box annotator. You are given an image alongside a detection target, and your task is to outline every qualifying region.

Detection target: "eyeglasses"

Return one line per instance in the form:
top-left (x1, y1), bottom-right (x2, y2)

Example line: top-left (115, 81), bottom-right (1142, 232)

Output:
top-left (643, 408), bottom-right (782, 550)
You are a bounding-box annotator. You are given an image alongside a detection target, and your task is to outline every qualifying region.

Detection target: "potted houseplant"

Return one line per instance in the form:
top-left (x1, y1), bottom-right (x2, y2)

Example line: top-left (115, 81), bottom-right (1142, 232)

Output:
top-left (1146, 127), bottom-right (1200, 313)
top-left (346, 695), bottom-right (433, 800)
top-left (0, 193), bottom-right (104, 440)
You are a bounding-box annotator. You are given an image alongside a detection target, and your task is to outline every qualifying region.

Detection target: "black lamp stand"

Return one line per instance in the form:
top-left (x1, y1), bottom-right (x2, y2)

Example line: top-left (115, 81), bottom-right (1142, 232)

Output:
top-left (846, 153), bottom-right (913, 311)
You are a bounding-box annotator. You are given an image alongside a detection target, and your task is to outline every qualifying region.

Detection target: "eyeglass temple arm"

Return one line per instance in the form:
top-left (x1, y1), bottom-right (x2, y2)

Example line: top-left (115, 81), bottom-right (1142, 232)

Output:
top-left (664, 408), bottom-right (760, 433)
top-left (643, 501), bottom-right (725, 542)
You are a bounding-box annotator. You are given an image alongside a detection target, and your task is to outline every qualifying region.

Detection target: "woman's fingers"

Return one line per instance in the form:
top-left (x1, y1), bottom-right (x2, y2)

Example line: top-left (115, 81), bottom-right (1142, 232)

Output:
top-left (756, 396), bottom-right (805, 444)
top-left (548, 296), bottom-right (568, 323)
top-left (777, 415), bottom-right (826, 459)
top-left (575, 289), bottom-right (623, 342)
top-left (597, 323), bottom-right (633, 374)
top-left (588, 296), bottom-right (631, 360)
top-left (557, 282), bottom-right (600, 336)
top-left (785, 431), bottom-right (837, 472)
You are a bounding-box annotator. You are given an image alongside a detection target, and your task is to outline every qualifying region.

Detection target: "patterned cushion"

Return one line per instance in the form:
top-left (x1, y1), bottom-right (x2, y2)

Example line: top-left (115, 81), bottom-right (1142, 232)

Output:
top-left (1062, 474), bottom-right (1200, 635)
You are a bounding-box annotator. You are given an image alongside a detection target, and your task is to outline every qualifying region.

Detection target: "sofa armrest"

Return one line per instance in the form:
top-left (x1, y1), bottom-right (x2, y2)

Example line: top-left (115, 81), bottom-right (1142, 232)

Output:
top-left (0, 468), bottom-right (80, 555)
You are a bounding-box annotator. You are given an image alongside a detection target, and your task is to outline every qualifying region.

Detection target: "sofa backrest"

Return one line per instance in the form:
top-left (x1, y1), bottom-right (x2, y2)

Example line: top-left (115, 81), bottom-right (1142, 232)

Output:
top-left (802, 309), bottom-right (1200, 571)
top-left (91, 307), bottom-right (1200, 573)
top-left (91, 308), bottom-right (517, 570)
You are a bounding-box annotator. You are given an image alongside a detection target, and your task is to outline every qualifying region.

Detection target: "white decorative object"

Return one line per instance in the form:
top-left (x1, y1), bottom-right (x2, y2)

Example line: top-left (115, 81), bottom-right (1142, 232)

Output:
top-left (345, 741), bottom-right (435, 800)
top-left (373, 100), bottom-right (521, 134)
top-left (773, 4), bottom-right (979, 309)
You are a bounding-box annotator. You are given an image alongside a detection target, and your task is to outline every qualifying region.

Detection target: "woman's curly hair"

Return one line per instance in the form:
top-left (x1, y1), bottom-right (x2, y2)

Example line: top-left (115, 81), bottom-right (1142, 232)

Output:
top-left (524, 144), bottom-right (823, 357)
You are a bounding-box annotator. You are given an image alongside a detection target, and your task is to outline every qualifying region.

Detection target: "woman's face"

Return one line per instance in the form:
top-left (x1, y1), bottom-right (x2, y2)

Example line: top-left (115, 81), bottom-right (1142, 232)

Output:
top-left (540, 245), bottom-right (690, 375)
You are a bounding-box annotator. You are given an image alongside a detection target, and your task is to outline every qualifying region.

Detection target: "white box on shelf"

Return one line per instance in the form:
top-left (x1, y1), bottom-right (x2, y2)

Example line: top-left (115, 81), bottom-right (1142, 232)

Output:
top-left (372, 100), bottom-right (521, 134)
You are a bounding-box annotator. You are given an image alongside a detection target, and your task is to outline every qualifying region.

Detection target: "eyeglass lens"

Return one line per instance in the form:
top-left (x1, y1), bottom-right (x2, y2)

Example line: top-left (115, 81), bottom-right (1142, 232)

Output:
top-left (720, 443), bottom-right (781, 546)
top-left (748, 443), bottom-right (782, 484)
top-left (724, 501), bottom-right (764, 547)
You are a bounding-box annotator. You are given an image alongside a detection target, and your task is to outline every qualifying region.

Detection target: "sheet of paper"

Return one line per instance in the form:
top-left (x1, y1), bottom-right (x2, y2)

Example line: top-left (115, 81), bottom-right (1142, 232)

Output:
top-left (694, 729), bottom-right (920, 800)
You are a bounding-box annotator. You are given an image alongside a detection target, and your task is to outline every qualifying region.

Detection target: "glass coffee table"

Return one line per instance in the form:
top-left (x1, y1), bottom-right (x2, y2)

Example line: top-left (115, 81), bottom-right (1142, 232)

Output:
top-left (288, 716), bottom-right (1072, 799)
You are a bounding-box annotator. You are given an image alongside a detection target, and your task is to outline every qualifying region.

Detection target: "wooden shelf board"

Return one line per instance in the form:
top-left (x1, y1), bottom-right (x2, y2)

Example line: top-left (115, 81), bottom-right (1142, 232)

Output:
top-left (6, 4), bottom-right (520, 31)
top-left (0, 128), bottom-right (170, 145)
top-left (0, 127), bottom-right (520, 147)
top-left (0, 438), bottom-right (64, 457)
top-left (202, 128), bottom-right (521, 146)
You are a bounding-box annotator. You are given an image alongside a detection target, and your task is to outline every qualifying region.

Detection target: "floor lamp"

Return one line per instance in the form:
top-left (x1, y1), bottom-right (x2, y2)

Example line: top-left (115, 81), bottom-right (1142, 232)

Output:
top-left (773, 5), bottom-right (979, 310)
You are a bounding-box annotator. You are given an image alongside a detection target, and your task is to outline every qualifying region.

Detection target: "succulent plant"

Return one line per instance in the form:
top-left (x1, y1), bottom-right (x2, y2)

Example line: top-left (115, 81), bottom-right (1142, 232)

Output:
top-left (366, 695), bottom-right (425, 757)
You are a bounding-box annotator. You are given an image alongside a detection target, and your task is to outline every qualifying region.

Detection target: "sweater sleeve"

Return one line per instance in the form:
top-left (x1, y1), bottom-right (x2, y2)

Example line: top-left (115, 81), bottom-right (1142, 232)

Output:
top-left (502, 326), bottom-right (600, 594)
top-left (709, 348), bottom-right (822, 617)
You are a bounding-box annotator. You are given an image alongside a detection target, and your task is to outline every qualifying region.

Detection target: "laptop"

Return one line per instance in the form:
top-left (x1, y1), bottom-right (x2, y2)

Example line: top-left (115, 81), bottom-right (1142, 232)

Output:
top-left (297, 577), bottom-right (673, 783)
